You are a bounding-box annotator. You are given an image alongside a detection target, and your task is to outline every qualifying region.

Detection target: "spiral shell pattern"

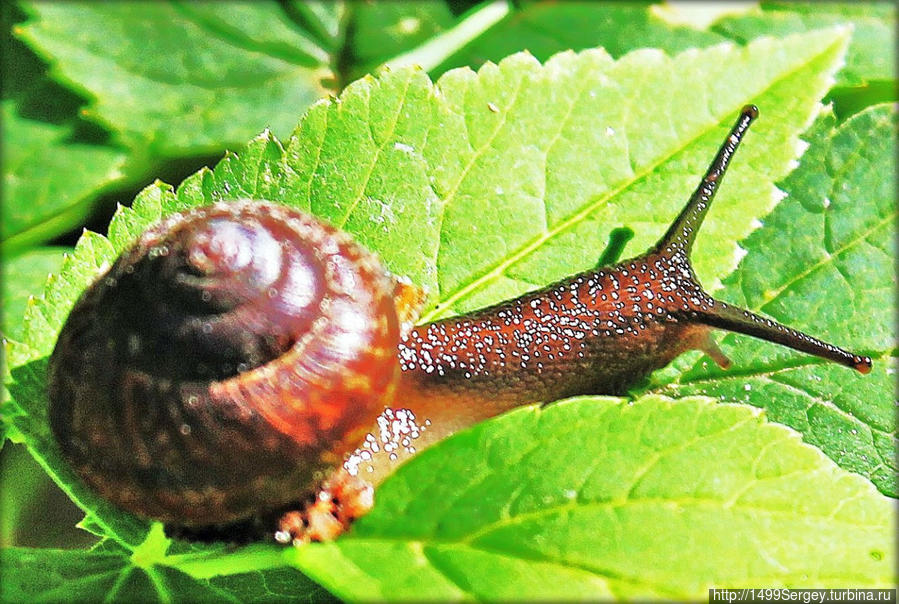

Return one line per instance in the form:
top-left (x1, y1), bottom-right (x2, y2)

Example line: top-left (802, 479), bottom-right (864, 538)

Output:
top-left (49, 201), bottom-right (400, 527)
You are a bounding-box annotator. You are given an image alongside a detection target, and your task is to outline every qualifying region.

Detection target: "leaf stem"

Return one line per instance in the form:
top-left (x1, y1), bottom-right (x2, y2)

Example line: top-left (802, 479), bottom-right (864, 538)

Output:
top-left (382, 1), bottom-right (511, 73)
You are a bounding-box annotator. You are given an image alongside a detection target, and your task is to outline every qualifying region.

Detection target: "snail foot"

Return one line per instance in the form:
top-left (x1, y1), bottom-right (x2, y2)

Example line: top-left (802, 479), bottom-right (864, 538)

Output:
top-left (164, 515), bottom-right (269, 544)
top-left (275, 471), bottom-right (374, 546)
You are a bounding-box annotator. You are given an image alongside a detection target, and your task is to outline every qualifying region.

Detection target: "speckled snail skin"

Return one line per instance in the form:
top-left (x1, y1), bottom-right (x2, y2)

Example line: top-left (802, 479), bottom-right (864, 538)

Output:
top-left (48, 106), bottom-right (871, 545)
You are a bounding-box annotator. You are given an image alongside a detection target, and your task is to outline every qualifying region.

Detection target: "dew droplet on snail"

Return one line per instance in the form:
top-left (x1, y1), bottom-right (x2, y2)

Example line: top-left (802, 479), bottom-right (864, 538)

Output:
top-left (48, 105), bottom-right (872, 545)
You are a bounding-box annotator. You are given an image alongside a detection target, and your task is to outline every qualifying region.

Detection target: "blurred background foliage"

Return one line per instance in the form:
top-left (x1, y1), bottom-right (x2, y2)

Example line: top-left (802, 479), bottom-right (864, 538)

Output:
top-left (0, 0), bottom-right (894, 549)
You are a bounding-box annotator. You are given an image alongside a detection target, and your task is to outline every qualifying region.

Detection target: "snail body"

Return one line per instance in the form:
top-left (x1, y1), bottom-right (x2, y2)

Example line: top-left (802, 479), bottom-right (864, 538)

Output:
top-left (385, 106), bottom-right (870, 455)
top-left (49, 106), bottom-right (871, 543)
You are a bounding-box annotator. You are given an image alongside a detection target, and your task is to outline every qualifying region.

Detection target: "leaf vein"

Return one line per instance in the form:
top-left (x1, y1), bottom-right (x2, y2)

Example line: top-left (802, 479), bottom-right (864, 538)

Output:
top-left (304, 107), bottom-right (329, 206)
top-left (338, 72), bottom-right (415, 228)
top-left (423, 100), bottom-right (753, 321)
top-left (759, 211), bottom-right (895, 309)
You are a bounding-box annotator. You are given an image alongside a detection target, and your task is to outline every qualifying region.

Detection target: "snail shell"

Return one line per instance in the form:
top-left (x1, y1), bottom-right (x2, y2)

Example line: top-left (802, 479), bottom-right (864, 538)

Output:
top-left (48, 201), bottom-right (401, 528)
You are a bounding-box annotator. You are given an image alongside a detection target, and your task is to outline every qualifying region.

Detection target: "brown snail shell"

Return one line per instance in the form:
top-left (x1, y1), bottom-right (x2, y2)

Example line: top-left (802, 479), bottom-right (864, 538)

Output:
top-left (48, 201), bottom-right (401, 528)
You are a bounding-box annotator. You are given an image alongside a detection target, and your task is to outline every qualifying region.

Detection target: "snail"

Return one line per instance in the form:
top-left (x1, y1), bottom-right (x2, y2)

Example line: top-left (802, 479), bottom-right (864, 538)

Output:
top-left (48, 105), bottom-right (871, 546)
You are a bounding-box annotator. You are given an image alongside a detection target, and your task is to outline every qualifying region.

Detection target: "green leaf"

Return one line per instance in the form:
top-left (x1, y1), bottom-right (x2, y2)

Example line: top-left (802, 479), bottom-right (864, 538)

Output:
top-left (289, 396), bottom-right (895, 600)
top-left (0, 101), bottom-right (126, 254)
top-left (204, 566), bottom-right (336, 604)
top-left (15, 1), bottom-right (337, 156)
top-left (8, 398), bottom-right (889, 601)
top-left (0, 443), bottom-right (49, 546)
top-left (423, 29), bottom-right (850, 317)
top-left (431, 1), bottom-right (729, 79)
top-left (1, 6), bottom-right (132, 253)
top-left (433, 2), bottom-right (895, 120)
top-left (348, 1), bottom-right (460, 80)
top-left (1, 247), bottom-right (69, 341)
top-left (2, 5), bottom-right (82, 122)
top-left (654, 104), bottom-right (898, 496)
top-left (6, 30), bottom-right (891, 601)
top-left (0, 543), bottom-right (330, 603)
top-left (713, 2), bottom-right (895, 89)
top-left (712, 3), bottom-right (897, 119)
